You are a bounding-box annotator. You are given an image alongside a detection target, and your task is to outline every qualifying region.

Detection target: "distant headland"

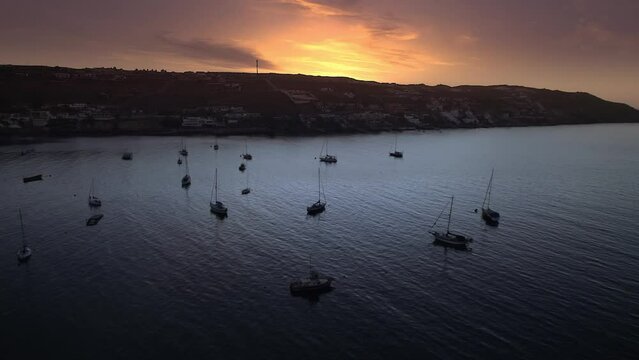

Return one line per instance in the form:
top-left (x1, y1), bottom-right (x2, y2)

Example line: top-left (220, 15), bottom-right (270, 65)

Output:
top-left (1, 64), bottom-right (638, 139)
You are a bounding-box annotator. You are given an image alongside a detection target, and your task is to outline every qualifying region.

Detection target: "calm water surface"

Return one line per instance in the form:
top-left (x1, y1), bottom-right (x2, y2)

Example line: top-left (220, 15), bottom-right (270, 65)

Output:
top-left (1, 124), bottom-right (639, 359)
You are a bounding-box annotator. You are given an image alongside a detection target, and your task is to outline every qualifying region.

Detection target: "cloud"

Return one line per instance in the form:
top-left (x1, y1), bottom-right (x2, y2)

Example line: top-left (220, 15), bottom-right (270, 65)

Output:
top-left (158, 34), bottom-right (277, 70)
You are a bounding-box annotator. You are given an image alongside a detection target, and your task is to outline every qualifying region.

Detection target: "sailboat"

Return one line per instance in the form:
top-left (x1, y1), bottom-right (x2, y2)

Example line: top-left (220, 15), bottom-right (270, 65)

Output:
top-left (241, 141), bottom-right (252, 160)
top-left (179, 138), bottom-right (188, 156)
top-left (121, 151), bottom-right (133, 160)
top-left (429, 196), bottom-right (473, 249)
top-left (181, 156), bottom-right (191, 187)
top-left (481, 169), bottom-right (500, 226)
top-left (213, 137), bottom-right (219, 150)
top-left (177, 157), bottom-right (182, 165)
top-left (88, 178), bottom-right (102, 207)
top-left (307, 168), bottom-right (326, 215)
top-left (319, 140), bottom-right (337, 163)
top-left (210, 168), bottom-right (228, 216)
top-left (241, 167), bottom-right (251, 195)
top-left (239, 162), bottom-right (246, 172)
top-left (16, 209), bottom-right (32, 262)
top-left (389, 134), bottom-right (403, 158)
top-left (290, 256), bottom-right (334, 294)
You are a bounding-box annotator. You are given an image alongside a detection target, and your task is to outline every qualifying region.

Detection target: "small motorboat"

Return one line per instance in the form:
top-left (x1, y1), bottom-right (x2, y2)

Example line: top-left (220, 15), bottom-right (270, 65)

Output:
top-left (177, 158), bottom-right (182, 165)
top-left (290, 271), bottom-right (334, 294)
top-left (86, 214), bottom-right (104, 226)
top-left (17, 246), bottom-right (32, 262)
top-left (241, 188), bottom-right (251, 195)
top-left (181, 174), bottom-right (191, 187)
top-left (23, 174), bottom-right (43, 183)
top-left (122, 152), bottom-right (133, 160)
top-left (239, 163), bottom-right (246, 172)
top-left (213, 144), bottom-right (219, 150)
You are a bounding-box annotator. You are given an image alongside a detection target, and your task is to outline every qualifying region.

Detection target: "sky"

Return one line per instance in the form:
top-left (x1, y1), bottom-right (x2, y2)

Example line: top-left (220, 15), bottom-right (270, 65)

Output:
top-left (1, 0), bottom-right (638, 106)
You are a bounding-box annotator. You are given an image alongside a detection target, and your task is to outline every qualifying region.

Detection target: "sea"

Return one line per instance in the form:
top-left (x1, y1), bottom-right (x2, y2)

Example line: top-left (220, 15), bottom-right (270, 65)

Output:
top-left (1, 123), bottom-right (638, 359)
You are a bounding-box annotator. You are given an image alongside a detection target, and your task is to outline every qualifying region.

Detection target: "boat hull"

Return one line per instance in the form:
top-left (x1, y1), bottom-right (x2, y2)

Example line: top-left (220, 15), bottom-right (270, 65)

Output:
top-left (307, 202), bottom-right (326, 215)
top-left (241, 188), bottom-right (251, 195)
top-left (17, 247), bottom-right (32, 262)
top-left (389, 151), bottom-right (403, 158)
top-left (86, 214), bottom-right (104, 226)
top-left (290, 279), bottom-right (333, 294)
top-left (481, 208), bottom-right (500, 226)
top-left (319, 156), bottom-right (337, 163)
top-left (23, 174), bottom-right (43, 183)
top-left (210, 202), bottom-right (228, 216)
top-left (430, 231), bottom-right (472, 249)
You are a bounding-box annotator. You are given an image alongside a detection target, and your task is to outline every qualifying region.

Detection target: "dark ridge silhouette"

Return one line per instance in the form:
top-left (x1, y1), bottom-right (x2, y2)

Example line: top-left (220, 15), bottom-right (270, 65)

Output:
top-left (1, 64), bottom-right (637, 138)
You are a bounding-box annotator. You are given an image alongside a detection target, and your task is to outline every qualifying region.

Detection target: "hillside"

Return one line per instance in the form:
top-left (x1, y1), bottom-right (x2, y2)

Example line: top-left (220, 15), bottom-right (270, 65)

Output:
top-left (1, 65), bottom-right (638, 136)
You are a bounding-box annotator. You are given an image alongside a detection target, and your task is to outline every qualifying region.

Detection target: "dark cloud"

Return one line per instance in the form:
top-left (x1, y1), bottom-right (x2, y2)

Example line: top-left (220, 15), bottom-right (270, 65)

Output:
top-left (158, 34), bottom-right (277, 69)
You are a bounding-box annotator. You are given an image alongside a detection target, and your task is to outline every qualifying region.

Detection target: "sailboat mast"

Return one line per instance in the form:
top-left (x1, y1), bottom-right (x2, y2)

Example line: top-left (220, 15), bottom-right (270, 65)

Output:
top-left (215, 168), bottom-right (218, 202)
top-left (394, 134), bottom-right (398, 152)
top-left (447, 196), bottom-right (453, 234)
top-left (317, 168), bottom-right (321, 202)
top-left (487, 169), bottom-right (494, 207)
top-left (19, 209), bottom-right (26, 248)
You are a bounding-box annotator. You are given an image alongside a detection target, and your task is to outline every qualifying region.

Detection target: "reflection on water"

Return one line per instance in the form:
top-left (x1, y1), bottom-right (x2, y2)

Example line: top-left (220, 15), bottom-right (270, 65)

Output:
top-left (1, 124), bottom-right (639, 359)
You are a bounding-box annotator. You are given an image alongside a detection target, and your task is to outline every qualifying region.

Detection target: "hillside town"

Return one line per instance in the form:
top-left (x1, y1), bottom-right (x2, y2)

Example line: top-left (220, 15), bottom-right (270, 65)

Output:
top-left (1, 65), bottom-right (638, 137)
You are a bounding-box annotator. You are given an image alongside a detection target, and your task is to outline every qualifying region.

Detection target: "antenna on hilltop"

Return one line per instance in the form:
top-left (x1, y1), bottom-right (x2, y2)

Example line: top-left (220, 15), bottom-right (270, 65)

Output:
top-left (256, 59), bottom-right (259, 75)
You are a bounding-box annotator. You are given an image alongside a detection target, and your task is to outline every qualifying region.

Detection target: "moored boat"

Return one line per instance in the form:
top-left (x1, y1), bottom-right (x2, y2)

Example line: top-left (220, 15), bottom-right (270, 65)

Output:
top-left (481, 169), bottom-right (500, 226)
top-left (389, 134), bottom-right (403, 158)
top-left (429, 196), bottom-right (473, 249)
top-left (86, 214), bottom-right (104, 226)
top-left (307, 168), bottom-right (326, 215)
top-left (23, 174), bottom-right (43, 183)
top-left (290, 256), bottom-right (334, 294)
top-left (122, 152), bottom-right (133, 160)
top-left (88, 179), bottom-right (102, 207)
top-left (16, 209), bottom-right (32, 262)
top-left (210, 168), bottom-right (228, 216)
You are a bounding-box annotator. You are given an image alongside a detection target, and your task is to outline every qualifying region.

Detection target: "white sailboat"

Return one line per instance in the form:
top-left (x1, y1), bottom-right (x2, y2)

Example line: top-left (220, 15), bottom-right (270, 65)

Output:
top-left (88, 178), bottom-right (102, 207)
top-left (210, 168), bottom-right (228, 216)
top-left (16, 209), bottom-right (32, 262)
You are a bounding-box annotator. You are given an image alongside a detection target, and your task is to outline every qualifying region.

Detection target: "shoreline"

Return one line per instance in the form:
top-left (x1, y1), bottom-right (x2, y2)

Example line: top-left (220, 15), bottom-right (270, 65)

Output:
top-left (1, 121), bottom-right (636, 145)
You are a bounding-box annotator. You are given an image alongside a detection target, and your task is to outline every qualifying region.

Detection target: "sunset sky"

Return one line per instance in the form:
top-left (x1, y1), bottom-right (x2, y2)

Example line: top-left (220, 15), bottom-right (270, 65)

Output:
top-left (1, 0), bottom-right (638, 106)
